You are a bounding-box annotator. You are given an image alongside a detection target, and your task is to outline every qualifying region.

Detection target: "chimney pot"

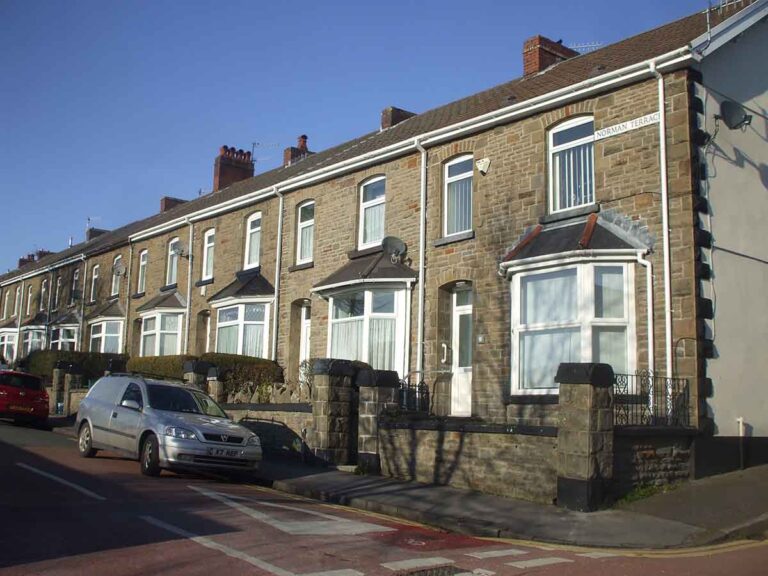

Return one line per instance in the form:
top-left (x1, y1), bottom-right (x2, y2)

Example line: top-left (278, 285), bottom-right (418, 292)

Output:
top-left (523, 35), bottom-right (579, 76)
top-left (283, 135), bottom-right (314, 167)
top-left (213, 144), bottom-right (255, 191)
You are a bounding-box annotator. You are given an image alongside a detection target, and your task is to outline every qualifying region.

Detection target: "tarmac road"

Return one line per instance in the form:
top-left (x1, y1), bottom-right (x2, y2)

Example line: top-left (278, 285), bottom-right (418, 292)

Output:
top-left (1, 419), bottom-right (766, 576)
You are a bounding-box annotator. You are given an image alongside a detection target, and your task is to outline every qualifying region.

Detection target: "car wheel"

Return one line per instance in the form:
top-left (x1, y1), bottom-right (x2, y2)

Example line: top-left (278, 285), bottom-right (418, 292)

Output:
top-left (78, 423), bottom-right (97, 458)
top-left (141, 435), bottom-right (161, 477)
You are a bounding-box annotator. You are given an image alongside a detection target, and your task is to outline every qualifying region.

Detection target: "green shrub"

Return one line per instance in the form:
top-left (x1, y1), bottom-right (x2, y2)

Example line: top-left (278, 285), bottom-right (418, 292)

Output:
top-left (125, 355), bottom-right (196, 380)
top-left (200, 353), bottom-right (283, 403)
top-left (26, 350), bottom-right (129, 385)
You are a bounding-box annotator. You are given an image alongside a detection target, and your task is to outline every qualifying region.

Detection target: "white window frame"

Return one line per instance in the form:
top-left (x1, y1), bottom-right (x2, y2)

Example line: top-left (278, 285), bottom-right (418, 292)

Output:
top-left (212, 299), bottom-right (271, 358)
top-left (510, 261), bottom-right (635, 395)
top-left (1, 291), bottom-right (8, 319)
top-left (111, 255), bottom-right (122, 296)
top-left (139, 311), bottom-right (184, 357)
top-left (137, 250), bottom-right (148, 294)
top-left (202, 229), bottom-right (215, 281)
top-left (70, 269), bottom-right (80, 305)
top-left (358, 176), bottom-right (386, 250)
top-left (21, 329), bottom-right (45, 356)
top-left (326, 286), bottom-right (407, 375)
top-left (244, 213), bottom-right (262, 270)
top-left (296, 200), bottom-right (315, 265)
top-left (443, 154), bottom-right (474, 237)
top-left (40, 280), bottom-right (48, 312)
top-left (167, 238), bottom-right (180, 286)
top-left (548, 116), bottom-right (596, 214)
top-left (25, 286), bottom-right (32, 316)
top-left (53, 277), bottom-right (61, 310)
top-left (50, 326), bottom-right (78, 351)
top-left (0, 331), bottom-right (17, 362)
top-left (90, 265), bottom-right (100, 302)
top-left (14, 287), bottom-right (20, 316)
top-left (88, 319), bottom-right (123, 354)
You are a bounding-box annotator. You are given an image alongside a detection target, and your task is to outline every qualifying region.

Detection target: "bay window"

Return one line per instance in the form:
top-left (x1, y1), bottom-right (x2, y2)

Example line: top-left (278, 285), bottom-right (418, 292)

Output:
top-left (328, 288), bottom-right (405, 373)
top-left (444, 155), bottom-right (473, 236)
top-left (358, 177), bottom-right (386, 249)
top-left (50, 327), bottom-right (77, 351)
top-left (296, 201), bottom-right (315, 264)
top-left (215, 302), bottom-right (269, 358)
top-left (549, 116), bottom-right (595, 213)
top-left (89, 320), bottom-right (122, 354)
top-left (244, 213), bottom-right (262, 269)
top-left (202, 229), bottom-right (215, 280)
top-left (0, 332), bottom-right (16, 362)
top-left (141, 313), bottom-right (182, 357)
top-left (22, 330), bottom-right (45, 356)
top-left (511, 262), bottom-right (634, 393)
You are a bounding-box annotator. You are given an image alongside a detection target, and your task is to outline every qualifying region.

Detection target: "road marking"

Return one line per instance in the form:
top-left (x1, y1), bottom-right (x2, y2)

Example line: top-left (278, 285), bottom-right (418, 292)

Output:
top-left (302, 571), bottom-right (364, 576)
top-left (381, 557), bottom-right (454, 571)
top-left (577, 551), bottom-right (619, 558)
top-left (456, 571), bottom-right (495, 576)
top-left (16, 462), bottom-right (106, 501)
top-left (466, 548), bottom-right (528, 558)
top-left (507, 557), bottom-right (574, 568)
top-left (190, 485), bottom-right (394, 536)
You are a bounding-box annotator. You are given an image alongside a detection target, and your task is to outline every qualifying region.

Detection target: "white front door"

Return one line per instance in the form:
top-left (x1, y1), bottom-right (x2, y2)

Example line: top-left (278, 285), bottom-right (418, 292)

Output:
top-left (451, 289), bottom-right (473, 416)
top-left (299, 305), bottom-right (311, 383)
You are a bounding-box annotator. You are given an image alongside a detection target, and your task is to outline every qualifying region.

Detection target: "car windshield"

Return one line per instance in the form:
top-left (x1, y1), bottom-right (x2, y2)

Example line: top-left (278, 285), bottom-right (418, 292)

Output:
top-left (146, 384), bottom-right (227, 418)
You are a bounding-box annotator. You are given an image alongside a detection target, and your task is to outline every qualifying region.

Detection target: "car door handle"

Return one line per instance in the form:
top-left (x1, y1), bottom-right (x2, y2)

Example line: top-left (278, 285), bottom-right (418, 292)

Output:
top-left (112, 412), bottom-right (118, 418)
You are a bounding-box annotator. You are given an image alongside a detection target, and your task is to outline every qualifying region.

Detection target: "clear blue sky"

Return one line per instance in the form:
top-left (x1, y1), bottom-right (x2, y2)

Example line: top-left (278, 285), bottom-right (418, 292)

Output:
top-left (0, 0), bottom-right (706, 273)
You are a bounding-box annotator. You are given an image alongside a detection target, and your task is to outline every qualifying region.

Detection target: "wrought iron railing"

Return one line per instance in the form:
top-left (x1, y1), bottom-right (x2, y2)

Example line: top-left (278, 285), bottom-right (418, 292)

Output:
top-left (613, 370), bottom-right (691, 427)
top-left (398, 376), bottom-right (430, 413)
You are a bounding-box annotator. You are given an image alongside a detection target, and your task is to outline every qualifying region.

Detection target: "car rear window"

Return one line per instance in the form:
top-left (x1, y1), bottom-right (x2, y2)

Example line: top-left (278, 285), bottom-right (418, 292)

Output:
top-left (0, 373), bottom-right (43, 391)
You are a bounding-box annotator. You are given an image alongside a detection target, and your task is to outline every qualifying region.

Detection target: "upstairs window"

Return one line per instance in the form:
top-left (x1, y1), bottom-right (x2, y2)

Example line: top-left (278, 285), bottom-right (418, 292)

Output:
top-left (40, 280), bottom-right (48, 311)
top-left (296, 201), bottom-right (315, 264)
top-left (202, 229), bottom-right (215, 280)
top-left (137, 250), bottom-right (148, 294)
top-left (14, 287), bottom-right (21, 316)
top-left (70, 269), bottom-right (80, 305)
top-left (25, 286), bottom-right (32, 316)
top-left (111, 255), bottom-right (123, 296)
top-left (2, 291), bottom-right (8, 319)
top-left (549, 116), bottom-right (595, 213)
top-left (244, 212), bottom-right (262, 269)
top-left (358, 177), bottom-right (386, 249)
top-left (90, 265), bottom-right (100, 302)
top-left (444, 155), bottom-right (474, 236)
top-left (167, 238), bottom-right (180, 286)
top-left (53, 277), bottom-right (61, 310)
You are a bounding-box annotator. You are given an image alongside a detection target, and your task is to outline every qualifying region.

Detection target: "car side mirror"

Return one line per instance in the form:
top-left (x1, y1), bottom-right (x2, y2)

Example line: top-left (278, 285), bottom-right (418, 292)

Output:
top-left (121, 399), bottom-right (141, 411)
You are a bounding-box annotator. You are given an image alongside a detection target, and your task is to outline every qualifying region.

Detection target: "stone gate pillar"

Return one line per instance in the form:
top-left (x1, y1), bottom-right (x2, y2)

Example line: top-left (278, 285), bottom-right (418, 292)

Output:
top-left (555, 363), bottom-right (614, 512)
top-left (309, 359), bottom-right (359, 465)
top-left (357, 369), bottom-right (400, 473)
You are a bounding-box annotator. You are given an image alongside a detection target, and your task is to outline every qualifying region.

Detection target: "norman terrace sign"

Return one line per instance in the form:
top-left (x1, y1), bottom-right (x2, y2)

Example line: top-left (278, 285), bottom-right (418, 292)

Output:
top-left (594, 111), bottom-right (661, 141)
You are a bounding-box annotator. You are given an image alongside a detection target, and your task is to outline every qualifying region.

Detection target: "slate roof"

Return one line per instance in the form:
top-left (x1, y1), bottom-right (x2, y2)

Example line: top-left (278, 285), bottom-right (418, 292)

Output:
top-left (21, 311), bottom-right (49, 328)
top-left (135, 291), bottom-right (186, 313)
top-left (85, 299), bottom-right (126, 320)
top-left (49, 310), bottom-right (80, 326)
top-left (0, 3), bottom-right (751, 285)
top-left (208, 269), bottom-right (275, 303)
top-left (314, 252), bottom-right (417, 292)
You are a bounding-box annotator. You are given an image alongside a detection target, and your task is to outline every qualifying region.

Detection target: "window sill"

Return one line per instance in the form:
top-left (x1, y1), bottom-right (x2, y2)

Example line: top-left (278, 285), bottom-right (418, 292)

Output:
top-left (506, 394), bottom-right (559, 405)
top-left (108, 295), bottom-right (119, 301)
top-left (131, 292), bottom-right (145, 300)
top-left (195, 278), bottom-right (214, 287)
top-left (159, 283), bottom-right (177, 293)
top-left (539, 203), bottom-right (599, 225)
top-left (347, 246), bottom-right (382, 260)
top-left (288, 262), bottom-right (314, 273)
top-left (433, 230), bottom-right (475, 248)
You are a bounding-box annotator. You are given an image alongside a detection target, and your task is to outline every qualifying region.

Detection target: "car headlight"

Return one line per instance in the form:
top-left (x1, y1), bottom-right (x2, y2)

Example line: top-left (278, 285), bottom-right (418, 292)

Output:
top-left (165, 426), bottom-right (197, 440)
top-left (246, 434), bottom-right (261, 447)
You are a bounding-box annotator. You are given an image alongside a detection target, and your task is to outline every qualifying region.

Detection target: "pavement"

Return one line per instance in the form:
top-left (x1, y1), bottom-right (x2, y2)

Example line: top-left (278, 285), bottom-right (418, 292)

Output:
top-left (50, 416), bottom-right (768, 550)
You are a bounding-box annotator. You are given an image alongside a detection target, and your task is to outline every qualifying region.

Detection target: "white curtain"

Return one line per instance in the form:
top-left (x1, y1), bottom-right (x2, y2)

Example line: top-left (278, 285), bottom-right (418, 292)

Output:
top-left (104, 335), bottom-right (119, 354)
top-left (243, 324), bottom-right (264, 358)
top-left (141, 334), bottom-right (156, 357)
top-left (368, 318), bottom-right (395, 370)
top-left (555, 142), bottom-right (594, 210)
top-left (522, 268), bottom-right (577, 324)
top-left (204, 243), bottom-right (214, 278)
top-left (159, 333), bottom-right (177, 356)
top-left (248, 229), bottom-right (261, 266)
top-left (300, 224), bottom-right (314, 261)
top-left (216, 326), bottom-right (238, 354)
top-left (521, 328), bottom-right (580, 389)
top-left (446, 176), bottom-right (472, 235)
top-left (331, 319), bottom-right (363, 361)
top-left (595, 267), bottom-right (624, 318)
top-left (363, 203), bottom-right (385, 245)
top-left (593, 326), bottom-right (627, 374)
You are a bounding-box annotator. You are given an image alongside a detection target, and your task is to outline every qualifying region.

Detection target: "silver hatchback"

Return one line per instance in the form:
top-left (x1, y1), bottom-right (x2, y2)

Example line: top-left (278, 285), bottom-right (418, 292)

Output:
top-left (75, 374), bottom-right (262, 477)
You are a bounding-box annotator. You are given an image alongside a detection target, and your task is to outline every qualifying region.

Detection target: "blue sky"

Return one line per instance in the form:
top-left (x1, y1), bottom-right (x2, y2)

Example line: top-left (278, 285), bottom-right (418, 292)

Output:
top-left (0, 0), bottom-right (706, 272)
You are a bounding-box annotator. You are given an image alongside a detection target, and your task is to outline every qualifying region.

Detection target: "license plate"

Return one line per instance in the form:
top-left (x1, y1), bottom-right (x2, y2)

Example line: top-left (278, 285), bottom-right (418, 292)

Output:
top-left (207, 447), bottom-right (240, 457)
top-left (9, 405), bottom-right (32, 413)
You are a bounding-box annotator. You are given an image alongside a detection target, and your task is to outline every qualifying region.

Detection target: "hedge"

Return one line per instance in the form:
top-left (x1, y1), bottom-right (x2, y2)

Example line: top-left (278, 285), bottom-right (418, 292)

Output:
top-left (25, 350), bottom-right (129, 384)
top-left (125, 355), bottom-right (197, 380)
top-left (200, 353), bottom-right (283, 403)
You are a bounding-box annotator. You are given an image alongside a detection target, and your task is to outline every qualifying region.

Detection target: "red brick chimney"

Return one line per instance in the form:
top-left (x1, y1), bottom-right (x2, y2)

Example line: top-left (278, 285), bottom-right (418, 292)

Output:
top-left (35, 249), bottom-right (53, 260)
top-left (160, 196), bottom-right (188, 213)
top-left (523, 35), bottom-right (579, 76)
top-left (283, 135), bottom-right (314, 167)
top-left (381, 106), bottom-right (416, 130)
top-left (17, 253), bottom-right (35, 268)
top-left (213, 146), bottom-right (254, 192)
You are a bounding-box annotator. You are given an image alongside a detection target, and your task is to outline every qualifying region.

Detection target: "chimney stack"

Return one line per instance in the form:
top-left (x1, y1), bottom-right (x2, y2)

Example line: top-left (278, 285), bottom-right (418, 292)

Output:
top-left (160, 196), bottom-right (188, 213)
top-left (213, 146), bottom-right (254, 192)
top-left (523, 35), bottom-right (579, 76)
top-left (35, 249), bottom-right (53, 260)
top-left (381, 106), bottom-right (416, 130)
top-left (17, 253), bottom-right (35, 269)
top-left (85, 228), bottom-right (109, 241)
top-left (283, 134), bottom-right (314, 167)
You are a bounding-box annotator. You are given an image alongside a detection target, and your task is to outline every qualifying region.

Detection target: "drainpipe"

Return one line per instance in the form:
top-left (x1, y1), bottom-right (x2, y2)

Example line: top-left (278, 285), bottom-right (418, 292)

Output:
top-left (123, 243), bottom-right (133, 355)
top-left (77, 256), bottom-right (86, 352)
top-left (636, 251), bottom-right (655, 376)
top-left (414, 139), bottom-right (428, 378)
top-left (184, 219), bottom-right (194, 354)
top-left (271, 187), bottom-right (284, 362)
top-left (650, 62), bottom-right (674, 379)
top-left (45, 270), bottom-right (54, 350)
top-left (15, 280), bottom-right (24, 362)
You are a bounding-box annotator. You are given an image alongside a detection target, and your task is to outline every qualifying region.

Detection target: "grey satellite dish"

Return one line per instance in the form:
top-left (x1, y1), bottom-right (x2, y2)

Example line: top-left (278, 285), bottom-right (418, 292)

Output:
top-left (382, 236), bottom-right (406, 262)
top-left (719, 100), bottom-right (752, 130)
top-left (112, 262), bottom-right (127, 277)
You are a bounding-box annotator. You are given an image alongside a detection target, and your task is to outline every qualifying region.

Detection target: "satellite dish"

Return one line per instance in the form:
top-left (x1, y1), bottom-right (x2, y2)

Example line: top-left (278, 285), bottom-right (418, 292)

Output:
top-left (381, 236), bottom-right (406, 262)
top-left (719, 100), bottom-right (752, 130)
top-left (112, 262), bottom-right (127, 277)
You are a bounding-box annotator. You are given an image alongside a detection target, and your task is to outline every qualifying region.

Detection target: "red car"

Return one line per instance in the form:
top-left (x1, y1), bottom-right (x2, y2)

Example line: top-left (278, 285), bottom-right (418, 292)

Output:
top-left (0, 370), bottom-right (49, 426)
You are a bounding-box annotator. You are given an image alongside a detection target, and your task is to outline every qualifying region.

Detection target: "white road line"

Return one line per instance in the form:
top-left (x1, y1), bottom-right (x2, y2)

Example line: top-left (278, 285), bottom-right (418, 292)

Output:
top-left (507, 557), bottom-right (574, 569)
top-left (381, 557), bottom-right (454, 571)
top-left (141, 515), bottom-right (295, 576)
top-left (577, 551), bottom-right (619, 558)
top-left (16, 462), bottom-right (106, 501)
top-left (302, 571), bottom-right (364, 576)
top-left (466, 548), bottom-right (529, 558)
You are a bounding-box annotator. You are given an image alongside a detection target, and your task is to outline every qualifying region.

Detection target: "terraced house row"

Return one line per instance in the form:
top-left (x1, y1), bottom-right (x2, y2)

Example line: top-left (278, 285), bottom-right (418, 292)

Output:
top-left (2, 1), bottom-right (767, 478)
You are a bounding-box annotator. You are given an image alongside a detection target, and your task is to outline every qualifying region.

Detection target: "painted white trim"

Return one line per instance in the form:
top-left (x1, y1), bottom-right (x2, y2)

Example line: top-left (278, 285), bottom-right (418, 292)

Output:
top-left (213, 302), bottom-right (271, 359)
top-left (201, 228), bottom-right (215, 281)
top-left (110, 255), bottom-right (123, 296)
top-left (548, 116), bottom-right (595, 214)
top-left (295, 199), bottom-right (315, 265)
top-left (39, 279), bottom-right (48, 312)
top-left (166, 237), bottom-right (180, 286)
top-left (87, 319), bottom-right (124, 354)
top-left (244, 211), bottom-right (262, 270)
top-left (0, 254), bottom-right (86, 287)
top-left (313, 277), bottom-right (417, 294)
top-left (443, 154), bottom-right (474, 237)
top-left (691, 0), bottom-right (768, 60)
top-left (500, 248), bottom-right (643, 276)
top-left (210, 296), bottom-right (274, 310)
top-left (136, 249), bottom-right (148, 294)
top-left (138, 311), bottom-right (185, 357)
top-left (358, 176), bottom-right (387, 250)
top-left (415, 141), bottom-right (427, 377)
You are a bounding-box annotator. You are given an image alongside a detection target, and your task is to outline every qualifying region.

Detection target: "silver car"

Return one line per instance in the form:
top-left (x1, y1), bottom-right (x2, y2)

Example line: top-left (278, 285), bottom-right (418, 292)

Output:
top-left (75, 374), bottom-right (262, 477)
